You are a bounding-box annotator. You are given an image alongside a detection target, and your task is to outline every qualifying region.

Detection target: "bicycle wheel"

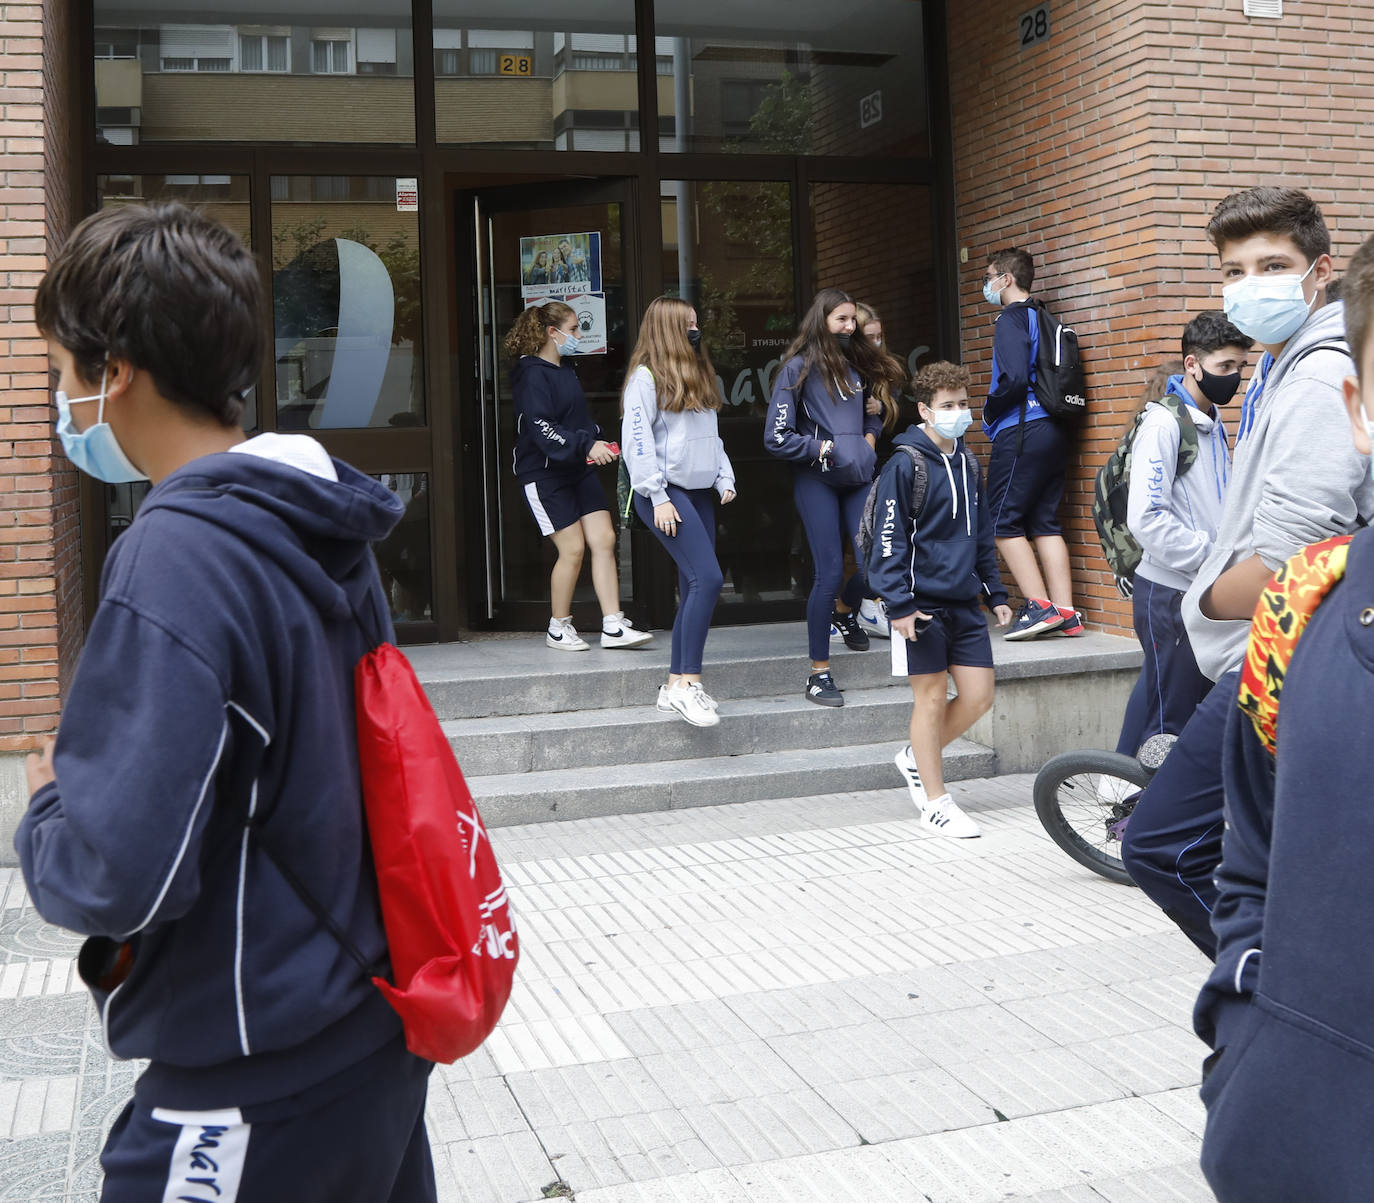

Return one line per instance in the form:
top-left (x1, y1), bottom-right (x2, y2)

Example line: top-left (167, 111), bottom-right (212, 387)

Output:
top-left (1033, 749), bottom-right (1150, 886)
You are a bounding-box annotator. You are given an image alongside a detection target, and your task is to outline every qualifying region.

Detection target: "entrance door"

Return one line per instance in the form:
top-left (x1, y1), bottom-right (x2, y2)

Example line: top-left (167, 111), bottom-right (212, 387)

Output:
top-left (464, 179), bottom-right (644, 631)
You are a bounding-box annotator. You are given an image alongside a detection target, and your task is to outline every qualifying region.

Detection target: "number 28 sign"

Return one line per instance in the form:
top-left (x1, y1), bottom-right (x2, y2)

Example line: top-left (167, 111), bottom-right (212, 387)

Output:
top-left (499, 53), bottom-right (533, 76)
top-left (1019, 3), bottom-right (1050, 47)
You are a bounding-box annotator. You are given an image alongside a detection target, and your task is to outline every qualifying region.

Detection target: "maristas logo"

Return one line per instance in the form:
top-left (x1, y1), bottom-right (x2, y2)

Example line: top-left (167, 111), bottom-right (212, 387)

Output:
top-left (536, 419), bottom-right (566, 445)
top-left (880, 497), bottom-right (897, 558)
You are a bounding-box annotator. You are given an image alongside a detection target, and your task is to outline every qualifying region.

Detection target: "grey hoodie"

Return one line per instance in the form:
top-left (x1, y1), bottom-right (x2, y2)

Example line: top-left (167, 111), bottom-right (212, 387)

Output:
top-left (1182, 300), bottom-right (1373, 680)
top-left (621, 366), bottom-right (735, 504)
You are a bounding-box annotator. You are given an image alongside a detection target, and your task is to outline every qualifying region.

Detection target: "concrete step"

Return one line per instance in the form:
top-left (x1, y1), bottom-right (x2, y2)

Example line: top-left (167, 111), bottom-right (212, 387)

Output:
top-left (444, 684), bottom-right (917, 777)
top-left (466, 737), bottom-right (997, 827)
top-left (406, 623), bottom-right (1142, 722)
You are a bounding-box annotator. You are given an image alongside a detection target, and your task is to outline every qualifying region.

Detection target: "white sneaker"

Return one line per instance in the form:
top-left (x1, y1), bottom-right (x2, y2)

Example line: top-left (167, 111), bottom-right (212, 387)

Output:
top-left (857, 598), bottom-right (891, 639)
top-left (659, 683), bottom-right (719, 712)
top-left (546, 618), bottom-right (590, 651)
top-left (919, 793), bottom-right (981, 839)
top-left (893, 745), bottom-right (928, 809)
top-left (665, 681), bottom-right (720, 727)
top-left (601, 612), bottom-right (653, 649)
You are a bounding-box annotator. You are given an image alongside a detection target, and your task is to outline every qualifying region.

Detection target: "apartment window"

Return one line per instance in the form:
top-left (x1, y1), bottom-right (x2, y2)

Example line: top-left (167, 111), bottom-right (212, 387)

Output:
top-left (239, 33), bottom-right (289, 72)
top-left (468, 48), bottom-right (497, 74)
top-left (356, 27), bottom-right (398, 75)
top-left (161, 55), bottom-right (230, 71)
top-left (312, 38), bottom-right (351, 73)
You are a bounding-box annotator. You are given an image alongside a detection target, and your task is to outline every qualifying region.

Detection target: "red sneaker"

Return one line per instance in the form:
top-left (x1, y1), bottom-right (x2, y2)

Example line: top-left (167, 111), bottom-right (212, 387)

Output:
top-left (1053, 606), bottom-right (1085, 636)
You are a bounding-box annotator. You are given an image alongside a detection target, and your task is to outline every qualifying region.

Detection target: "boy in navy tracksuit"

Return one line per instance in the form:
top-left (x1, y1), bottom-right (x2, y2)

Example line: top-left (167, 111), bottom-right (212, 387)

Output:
top-left (981, 247), bottom-right (1082, 640)
top-left (15, 204), bottom-right (436, 1201)
top-left (868, 363), bottom-right (1013, 838)
top-left (1194, 231), bottom-right (1374, 1201)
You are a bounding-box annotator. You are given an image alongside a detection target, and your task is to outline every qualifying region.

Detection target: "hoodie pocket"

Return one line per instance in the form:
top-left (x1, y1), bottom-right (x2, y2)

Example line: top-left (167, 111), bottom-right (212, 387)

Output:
top-left (828, 434), bottom-right (877, 487)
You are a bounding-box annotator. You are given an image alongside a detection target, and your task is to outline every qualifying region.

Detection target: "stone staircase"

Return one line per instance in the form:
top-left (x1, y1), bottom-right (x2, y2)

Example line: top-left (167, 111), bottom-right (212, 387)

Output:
top-left (405, 622), bottom-right (1142, 828)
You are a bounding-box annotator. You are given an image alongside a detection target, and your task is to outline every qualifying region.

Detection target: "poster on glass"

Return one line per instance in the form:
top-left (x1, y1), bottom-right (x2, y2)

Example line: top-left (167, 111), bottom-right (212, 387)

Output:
top-left (520, 232), bottom-right (606, 355)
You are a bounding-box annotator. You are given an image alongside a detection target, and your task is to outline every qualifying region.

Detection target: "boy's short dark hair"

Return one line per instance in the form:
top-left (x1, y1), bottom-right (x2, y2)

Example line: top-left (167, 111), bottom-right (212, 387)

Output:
top-left (1181, 312), bottom-right (1252, 362)
top-left (35, 202), bottom-right (261, 427)
top-left (912, 361), bottom-right (972, 410)
top-left (1206, 187), bottom-right (1331, 264)
top-left (988, 247), bottom-right (1034, 291)
top-left (1344, 234), bottom-right (1374, 379)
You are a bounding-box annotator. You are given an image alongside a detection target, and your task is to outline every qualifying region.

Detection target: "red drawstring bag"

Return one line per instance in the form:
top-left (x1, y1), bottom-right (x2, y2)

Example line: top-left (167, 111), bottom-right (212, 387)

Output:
top-left (354, 642), bottom-right (518, 1063)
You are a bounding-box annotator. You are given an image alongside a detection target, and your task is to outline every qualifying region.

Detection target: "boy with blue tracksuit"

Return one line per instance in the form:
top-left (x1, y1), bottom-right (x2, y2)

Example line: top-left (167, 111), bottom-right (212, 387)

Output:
top-left (16, 203), bottom-right (436, 1201)
top-left (1122, 187), bottom-right (1373, 958)
top-left (1115, 313), bottom-right (1249, 756)
top-left (868, 362), bottom-right (1013, 838)
top-left (1193, 231), bottom-right (1374, 1201)
top-left (981, 247), bottom-right (1082, 640)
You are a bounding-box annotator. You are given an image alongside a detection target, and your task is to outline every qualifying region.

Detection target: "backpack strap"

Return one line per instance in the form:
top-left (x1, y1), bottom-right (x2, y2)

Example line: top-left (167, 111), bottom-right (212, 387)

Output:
top-left (1237, 535), bottom-right (1351, 756)
top-left (896, 444), bottom-right (929, 519)
top-left (1148, 394), bottom-right (1202, 477)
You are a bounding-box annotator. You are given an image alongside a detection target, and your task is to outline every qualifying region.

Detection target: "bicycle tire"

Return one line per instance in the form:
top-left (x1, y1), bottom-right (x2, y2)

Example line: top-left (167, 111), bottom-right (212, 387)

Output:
top-left (1033, 749), bottom-right (1151, 886)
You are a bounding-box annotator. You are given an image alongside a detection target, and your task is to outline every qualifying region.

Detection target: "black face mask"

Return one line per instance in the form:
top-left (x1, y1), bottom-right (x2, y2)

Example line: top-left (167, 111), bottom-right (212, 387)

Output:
top-left (1194, 366), bottom-right (1242, 407)
top-left (834, 332), bottom-right (852, 350)
top-left (687, 328), bottom-right (702, 350)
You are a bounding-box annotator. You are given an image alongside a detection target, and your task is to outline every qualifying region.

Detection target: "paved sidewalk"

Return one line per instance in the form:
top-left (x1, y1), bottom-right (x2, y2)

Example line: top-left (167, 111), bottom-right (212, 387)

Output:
top-left (0, 775), bottom-right (1215, 1202)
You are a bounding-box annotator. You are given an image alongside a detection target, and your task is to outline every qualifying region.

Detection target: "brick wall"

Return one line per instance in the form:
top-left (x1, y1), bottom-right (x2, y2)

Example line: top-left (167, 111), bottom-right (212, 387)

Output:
top-left (0, 0), bottom-right (77, 754)
top-left (947, 0), bottom-right (1374, 636)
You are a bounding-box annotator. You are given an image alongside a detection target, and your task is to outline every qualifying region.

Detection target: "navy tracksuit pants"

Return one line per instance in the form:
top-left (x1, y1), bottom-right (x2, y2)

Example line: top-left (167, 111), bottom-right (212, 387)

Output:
top-left (635, 485), bottom-right (724, 675)
top-left (1114, 575), bottom-right (1212, 756)
top-left (99, 1038), bottom-right (436, 1203)
top-left (794, 471), bottom-right (868, 662)
top-left (1120, 668), bottom-right (1238, 960)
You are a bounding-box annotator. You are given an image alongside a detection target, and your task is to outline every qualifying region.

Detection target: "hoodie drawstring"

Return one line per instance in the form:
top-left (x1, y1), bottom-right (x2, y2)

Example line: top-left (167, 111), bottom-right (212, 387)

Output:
top-left (940, 452), bottom-right (958, 524)
top-left (960, 453), bottom-right (971, 537)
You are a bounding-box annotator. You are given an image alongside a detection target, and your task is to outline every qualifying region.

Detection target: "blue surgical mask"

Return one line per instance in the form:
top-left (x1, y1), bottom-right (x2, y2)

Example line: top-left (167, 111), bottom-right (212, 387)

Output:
top-left (983, 277), bottom-right (1003, 306)
top-left (555, 329), bottom-right (580, 357)
top-left (1222, 261), bottom-right (1318, 346)
top-left (55, 369), bottom-right (147, 483)
top-left (928, 408), bottom-right (973, 441)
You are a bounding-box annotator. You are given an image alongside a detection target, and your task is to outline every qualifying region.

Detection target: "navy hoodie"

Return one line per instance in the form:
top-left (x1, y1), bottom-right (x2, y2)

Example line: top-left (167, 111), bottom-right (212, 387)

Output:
top-left (866, 426), bottom-right (1007, 619)
top-left (763, 354), bottom-right (882, 488)
top-left (15, 445), bottom-right (408, 1109)
top-left (1194, 528), bottom-right (1374, 1201)
top-left (510, 354), bottom-right (602, 482)
top-left (982, 300), bottom-right (1049, 440)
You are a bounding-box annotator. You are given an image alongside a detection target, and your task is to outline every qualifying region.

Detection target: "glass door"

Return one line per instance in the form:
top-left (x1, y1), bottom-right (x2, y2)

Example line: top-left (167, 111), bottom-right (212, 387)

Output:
top-left (467, 180), bottom-right (638, 630)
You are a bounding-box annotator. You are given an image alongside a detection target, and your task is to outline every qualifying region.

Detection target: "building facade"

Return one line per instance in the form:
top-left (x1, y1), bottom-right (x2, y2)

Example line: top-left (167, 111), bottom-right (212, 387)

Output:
top-left (3, 0), bottom-right (1374, 816)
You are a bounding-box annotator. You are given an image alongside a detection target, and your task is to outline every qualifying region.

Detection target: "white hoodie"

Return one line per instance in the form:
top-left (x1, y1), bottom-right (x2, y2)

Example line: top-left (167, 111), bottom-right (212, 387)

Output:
top-left (1126, 385), bottom-right (1231, 593)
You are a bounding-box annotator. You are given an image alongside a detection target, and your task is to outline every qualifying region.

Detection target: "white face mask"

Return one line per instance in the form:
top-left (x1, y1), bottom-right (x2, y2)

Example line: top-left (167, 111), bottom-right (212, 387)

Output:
top-left (1222, 261), bottom-right (1318, 346)
top-left (927, 408), bottom-right (973, 441)
top-left (1365, 413), bottom-right (1374, 479)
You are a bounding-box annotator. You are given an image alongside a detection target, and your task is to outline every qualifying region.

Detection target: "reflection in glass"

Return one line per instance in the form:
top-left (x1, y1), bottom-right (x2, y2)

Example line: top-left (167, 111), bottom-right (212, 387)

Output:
top-left (655, 0), bottom-right (927, 157)
top-left (373, 472), bottom-right (433, 624)
top-left (271, 176), bottom-right (425, 431)
top-left (432, 1), bottom-right (641, 149)
top-left (662, 179), bottom-right (800, 609)
top-left (93, 0), bottom-right (414, 143)
top-left (98, 174), bottom-right (259, 430)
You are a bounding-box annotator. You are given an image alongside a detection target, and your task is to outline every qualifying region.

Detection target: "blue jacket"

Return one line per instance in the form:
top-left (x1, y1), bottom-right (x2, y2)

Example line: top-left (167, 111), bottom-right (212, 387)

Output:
top-left (16, 449), bottom-right (407, 1108)
top-left (1195, 528), bottom-right (1374, 1201)
top-left (866, 426), bottom-right (1007, 619)
top-left (511, 355), bottom-right (602, 483)
top-left (983, 300), bottom-right (1049, 440)
top-left (763, 354), bottom-right (882, 489)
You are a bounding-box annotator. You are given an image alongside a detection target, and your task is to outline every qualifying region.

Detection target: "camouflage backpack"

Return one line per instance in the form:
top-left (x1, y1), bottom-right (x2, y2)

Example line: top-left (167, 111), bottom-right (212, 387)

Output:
top-left (1092, 395), bottom-right (1199, 598)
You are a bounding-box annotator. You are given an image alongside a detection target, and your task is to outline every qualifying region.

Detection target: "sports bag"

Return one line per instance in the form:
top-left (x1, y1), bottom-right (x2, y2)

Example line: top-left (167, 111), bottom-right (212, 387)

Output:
top-left (856, 444), bottom-right (929, 562)
top-left (252, 611), bottom-right (518, 1065)
top-left (1091, 395), bottom-right (1199, 598)
top-left (1028, 299), bottom-right (1087, 423)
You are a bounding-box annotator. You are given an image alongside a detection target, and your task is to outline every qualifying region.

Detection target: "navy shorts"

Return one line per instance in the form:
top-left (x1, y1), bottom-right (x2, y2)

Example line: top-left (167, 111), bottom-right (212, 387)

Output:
top-left (892, 599), bottom-right (994, 676)
top-left (522, 470), bottom-right (609, 536)
top-left (985, 417), bottom-right (1071, 538)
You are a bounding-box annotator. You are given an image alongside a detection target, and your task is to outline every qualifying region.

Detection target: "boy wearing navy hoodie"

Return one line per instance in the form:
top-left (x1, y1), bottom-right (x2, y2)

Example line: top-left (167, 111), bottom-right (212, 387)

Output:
top-left (15, 204), bottom-right (436, 1200)
top-left (868, 362), bottom-right (1013, 838)
top-left (1194, 232), bottom-right (1374, 1202)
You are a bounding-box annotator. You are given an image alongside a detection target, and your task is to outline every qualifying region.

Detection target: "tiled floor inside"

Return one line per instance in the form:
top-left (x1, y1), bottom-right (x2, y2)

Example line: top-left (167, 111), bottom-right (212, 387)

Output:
top-left (0, 774), bottom-right (1215, 1202)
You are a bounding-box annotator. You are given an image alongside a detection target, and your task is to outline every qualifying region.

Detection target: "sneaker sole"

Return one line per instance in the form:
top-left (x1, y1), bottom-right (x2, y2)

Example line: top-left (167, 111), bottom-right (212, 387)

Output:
top-left (668, 701), bottom-right (719, 727)
top-left (546, 637), bottom-right (590, 651)
top-left (602, 633), bottom-right (654, 649)
top-left (805, 693), bottom-right (845, 707)
top-left (1002, 619), bottom-right (1064, 641)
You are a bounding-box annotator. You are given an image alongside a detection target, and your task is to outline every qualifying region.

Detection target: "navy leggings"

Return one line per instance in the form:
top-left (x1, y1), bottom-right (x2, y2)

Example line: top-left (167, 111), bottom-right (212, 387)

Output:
top-left (1115, 575), bottom-right (1213, 755)
top-left (634, 485), bottom-right (724, 675)
top-left (1120, 669), bottom-right (1237, 960)
top-left (794, 471), bottom-right (868, 661)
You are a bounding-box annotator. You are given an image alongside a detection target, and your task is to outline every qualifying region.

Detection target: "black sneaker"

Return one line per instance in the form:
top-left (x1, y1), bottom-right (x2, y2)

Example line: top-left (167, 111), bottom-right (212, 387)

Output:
top-left (831, 609), bottom-right (870, 652)
top-left (805, 671), bottom-right (845, 707)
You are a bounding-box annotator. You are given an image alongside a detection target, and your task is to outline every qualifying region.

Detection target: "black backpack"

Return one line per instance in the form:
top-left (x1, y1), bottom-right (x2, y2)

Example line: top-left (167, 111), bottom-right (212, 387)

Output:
top-left (857, 445), bottom-right (929, 564)
top-left (1028, 299), bottom-right (1087, 422)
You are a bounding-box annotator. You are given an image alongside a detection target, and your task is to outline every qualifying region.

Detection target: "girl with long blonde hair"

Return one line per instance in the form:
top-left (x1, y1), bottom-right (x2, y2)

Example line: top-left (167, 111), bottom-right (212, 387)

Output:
top-left (621, 296), bottom-right (736, 726)
top-left (506, 300), bottom-right (652, 652)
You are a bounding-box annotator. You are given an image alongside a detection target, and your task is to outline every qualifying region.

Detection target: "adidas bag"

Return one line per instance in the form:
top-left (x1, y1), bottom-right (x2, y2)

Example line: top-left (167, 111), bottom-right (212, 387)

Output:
top-left (1092, 396), bottom-right (1198, 598)
top-left (856, 444), bottom-right (929, 563)
top-left (1029, 300), bottom-right (1087, 422)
